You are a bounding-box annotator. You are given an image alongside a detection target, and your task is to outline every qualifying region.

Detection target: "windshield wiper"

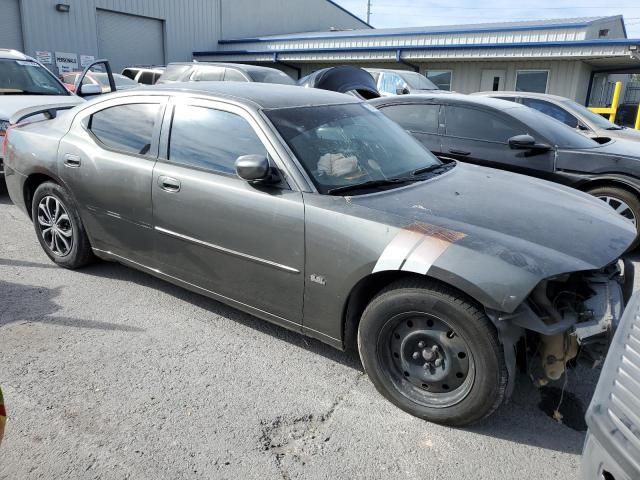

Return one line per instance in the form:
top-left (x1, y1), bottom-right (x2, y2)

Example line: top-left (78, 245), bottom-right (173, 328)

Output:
top-left (412, 162), bottom-right (455, 176)
top-left (328, 177), bottom-right (417, 195)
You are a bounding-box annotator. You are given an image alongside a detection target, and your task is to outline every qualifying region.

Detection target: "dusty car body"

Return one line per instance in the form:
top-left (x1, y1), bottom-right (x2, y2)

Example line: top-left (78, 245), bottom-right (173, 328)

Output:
top-left (4, 83), bottom-right (635, 426)
top-left (298, 66), bottom-right (380, 99)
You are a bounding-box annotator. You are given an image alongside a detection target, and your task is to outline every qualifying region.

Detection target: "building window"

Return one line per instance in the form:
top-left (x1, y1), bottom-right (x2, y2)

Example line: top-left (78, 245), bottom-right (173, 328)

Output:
top-left (425, 70), bottom-right (452, 91)
top-left (515, 70), bottom-right (549, 93)
top-left (599, 29), bottom-right (610, 38)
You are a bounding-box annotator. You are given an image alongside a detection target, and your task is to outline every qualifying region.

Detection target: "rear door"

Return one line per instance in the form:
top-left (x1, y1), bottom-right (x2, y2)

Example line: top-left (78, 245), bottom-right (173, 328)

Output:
top-left (151, 98), bottom-right (305, 326)
top-left (377, 103), bottom-right (442, 154)
top-left (59, 95), bottom-right (167, 264)
top-left (441, 105), bottom-right (554, 175)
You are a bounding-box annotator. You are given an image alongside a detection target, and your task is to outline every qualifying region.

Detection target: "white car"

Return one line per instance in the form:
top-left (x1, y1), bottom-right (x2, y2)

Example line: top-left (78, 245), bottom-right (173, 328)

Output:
top-left (0, 49), bottom-right (103, 182)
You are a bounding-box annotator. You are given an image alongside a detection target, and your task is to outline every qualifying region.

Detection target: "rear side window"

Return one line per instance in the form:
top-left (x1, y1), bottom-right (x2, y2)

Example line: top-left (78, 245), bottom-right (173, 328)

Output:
top-left (168, 105), bottom-right (267, 174)
top-left (380, 104), bottom-right (440, 134)
top-left (121, 69), bottom-right (138, 80)
top-left (521, 98), bottom-right (579, 128)
top-left (138, 72), bottom-right (155, 85)
top-left (445, 106), bottom-right (522, 143)
top-left (89, 103), bottom-right (161, 156)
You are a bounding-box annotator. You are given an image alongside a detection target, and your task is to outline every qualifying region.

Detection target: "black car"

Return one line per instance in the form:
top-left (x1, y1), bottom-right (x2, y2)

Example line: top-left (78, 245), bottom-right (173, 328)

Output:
top-left (371, 94), bottom-right (640, 248)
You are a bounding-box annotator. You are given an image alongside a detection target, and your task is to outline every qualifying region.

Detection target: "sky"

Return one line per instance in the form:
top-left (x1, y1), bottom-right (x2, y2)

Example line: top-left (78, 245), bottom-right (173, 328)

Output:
top-left (334, 0), bottom-right (640, 37)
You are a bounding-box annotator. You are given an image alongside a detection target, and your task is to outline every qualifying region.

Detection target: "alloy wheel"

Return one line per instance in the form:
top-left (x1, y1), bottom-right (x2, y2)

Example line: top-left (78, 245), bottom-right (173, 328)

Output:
top-left (37, 195), bottom-right (74, 257)
top-left (596, 195), bottom-right (637, 226)
top-left (378, 312), bottom-right (475, 408)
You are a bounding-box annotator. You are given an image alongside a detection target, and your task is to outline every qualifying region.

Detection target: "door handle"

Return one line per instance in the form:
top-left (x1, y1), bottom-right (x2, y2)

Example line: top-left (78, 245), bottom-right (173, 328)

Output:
top-left (449, 149), bottom-right (471, 156)
top-left (63, 154), bottom-right (81, 167)
top-left (158, 175), bottom-right (181, 193)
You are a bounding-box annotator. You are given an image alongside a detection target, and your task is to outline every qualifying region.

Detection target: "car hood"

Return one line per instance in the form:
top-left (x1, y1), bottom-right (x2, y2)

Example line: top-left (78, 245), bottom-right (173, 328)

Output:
top-left (606, 127), bottom-right (640, 143)
top-left (0, 95), bottom-right (84, 121)
top-left (346, 163), bottom-right (634, 310)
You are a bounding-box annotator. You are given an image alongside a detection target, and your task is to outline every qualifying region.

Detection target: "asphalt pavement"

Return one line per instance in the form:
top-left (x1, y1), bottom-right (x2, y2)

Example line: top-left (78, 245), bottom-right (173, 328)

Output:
top-left (0, 190), bottom-right (634, 480)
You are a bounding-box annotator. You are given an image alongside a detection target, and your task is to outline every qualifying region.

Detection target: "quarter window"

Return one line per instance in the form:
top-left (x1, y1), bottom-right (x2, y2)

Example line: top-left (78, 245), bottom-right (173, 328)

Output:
top-left (445, 106), bottom-right (522, 143)
top-left (168, 105), bottom-right (267, 174)
top-left (89, 103), bottom-right (161, 155)
top-left (426, 70), bottom-right (452, 91)
top-left (380, 104), bottom-right (440, 134)
top-left (515, 70), bottom-right (549, 93)
top-left (521, 98), bottom-right (579, 128)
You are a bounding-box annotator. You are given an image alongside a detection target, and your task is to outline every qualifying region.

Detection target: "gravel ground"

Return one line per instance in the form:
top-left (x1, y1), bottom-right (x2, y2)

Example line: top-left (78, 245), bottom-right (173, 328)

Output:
top-left (0, 190), bottom-right (636, 480)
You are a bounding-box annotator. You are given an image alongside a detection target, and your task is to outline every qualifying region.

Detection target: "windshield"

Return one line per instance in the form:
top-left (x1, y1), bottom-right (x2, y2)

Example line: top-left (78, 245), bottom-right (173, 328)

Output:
top-left (561, 99), bottom-right (621, 130)
top-left (506, 105), bottom-right (601, 149)
top-left (0, 59), bottom-right (69, 95)
top-left (266, 103), bottom-right (442, 194)
top-left (248, 69), bottom-right (295, 85)
top-left (401, 72), bottom-right (439, 90)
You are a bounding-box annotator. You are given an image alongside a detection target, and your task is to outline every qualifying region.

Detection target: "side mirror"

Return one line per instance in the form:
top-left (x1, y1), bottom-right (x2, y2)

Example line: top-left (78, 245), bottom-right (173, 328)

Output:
top-left (235, 155), bottom-right (277, 184)
top-left (508, 134), bottom-right (551, 152)
top-left (396, 87), bottom-right (410, 95)
top-left (77, 83), bottom-right (102, 97)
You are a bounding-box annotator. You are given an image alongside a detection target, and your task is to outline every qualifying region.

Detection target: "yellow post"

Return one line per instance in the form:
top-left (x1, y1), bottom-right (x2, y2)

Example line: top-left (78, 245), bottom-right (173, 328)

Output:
top-left (589, 81), bottom-right (623, 123)
top-left (636, 104), bottom-right (640, 130)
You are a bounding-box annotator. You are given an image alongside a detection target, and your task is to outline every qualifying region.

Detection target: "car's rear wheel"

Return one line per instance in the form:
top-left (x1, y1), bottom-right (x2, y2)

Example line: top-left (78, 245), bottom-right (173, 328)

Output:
top-left (32, 182), bottom-right (94, 269)
top-left (357, 278), bottom-right (507, 427)
top-left (587, 186), bottom-right (640, 250)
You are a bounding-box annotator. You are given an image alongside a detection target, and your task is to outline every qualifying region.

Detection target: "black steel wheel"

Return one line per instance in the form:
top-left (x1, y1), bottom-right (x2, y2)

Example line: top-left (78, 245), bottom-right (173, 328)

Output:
top-left (358, 278), bottom-right (508, 426)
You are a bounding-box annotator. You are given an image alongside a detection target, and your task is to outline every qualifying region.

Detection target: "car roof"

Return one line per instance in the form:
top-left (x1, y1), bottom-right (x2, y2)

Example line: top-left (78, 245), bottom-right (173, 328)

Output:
top-left (369, 92), bottom-right (525, 111)
top-left (365, 68), bottom-right (416, 75)
top-left (0, 49), bottom-right (31, 61)
top-left (473, 91), bottom-right (572, 102)
top-left (167, 62), bottom-right (284, 74)
top-left (120, 82), bottom-right (361, 109)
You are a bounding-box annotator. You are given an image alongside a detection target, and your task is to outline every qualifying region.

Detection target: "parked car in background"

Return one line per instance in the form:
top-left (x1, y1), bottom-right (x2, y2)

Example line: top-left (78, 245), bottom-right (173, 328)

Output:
top-left (372, 94), bottom-right (640, 248)
top-left (298, 65), bottom-right (380, 99)
top-left (121, 66), bottom-right (165, 85)
top-left (0, 49), bottom-right (87, 185)
top-left (3, 82), bottom-right (635, 426)
top-left (365, 68), bottom-right (444, 96)
top-left (156, 62), bottom-right (295, 85)
top-left (474, 91), bottom-right (640, 143)
top-left (62, 72), bottom-right (139, 93)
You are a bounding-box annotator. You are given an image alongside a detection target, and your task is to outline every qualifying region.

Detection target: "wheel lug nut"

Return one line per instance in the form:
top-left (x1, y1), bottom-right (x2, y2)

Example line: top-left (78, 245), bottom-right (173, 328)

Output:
top-left (418, 341), bottom-right (426, 348)
top-left (423, 363), bottom-right (430, 370)
top-left (434, 358), bottom-right (443, 367)
top-left (431, 345), bottom-right (439, 352)
top-left (412, 351), bottom-right (420, 360)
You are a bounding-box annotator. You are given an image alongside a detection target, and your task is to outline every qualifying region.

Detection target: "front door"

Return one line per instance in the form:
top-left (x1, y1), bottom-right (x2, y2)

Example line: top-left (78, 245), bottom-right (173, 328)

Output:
top-left (480, 70), bottom-right (506, 92)
top-left (58, 95), bottom-right (167, 263)
top-left (441, 105), bottom-right (555, 176)
top-left (151, 98), bottom-right (305, 326)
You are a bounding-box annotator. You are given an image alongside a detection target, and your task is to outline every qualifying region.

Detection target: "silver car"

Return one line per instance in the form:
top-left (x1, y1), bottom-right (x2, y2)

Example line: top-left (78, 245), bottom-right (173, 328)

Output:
top-left (3, 83), bottom-right (635, 426)
top-left (365, 68), bottom-right (445, 96)
top-left (474, 91), bottom-right (640, 143)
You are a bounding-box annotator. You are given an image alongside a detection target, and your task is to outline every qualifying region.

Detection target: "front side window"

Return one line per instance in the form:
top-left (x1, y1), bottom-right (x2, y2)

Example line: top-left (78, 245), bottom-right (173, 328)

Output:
top-left (89, 103), bottom-right (161, 155)
top-left (223, 69), bottom-right (248, 82)
top-left (425, 70), bottom-right (452, 91)
top-left (380, 104), bottom-right (440, 134)
top-left (168, 105), bottom-right (267, 174)
top-left (0, 59), bottom-right (69, 96)
top-left (521, 98), bottom-right (579, 128)
top-left (445, 106), bottom-right (522, 143)
top-left (379, 73), bottom-right (405, 95)
top-left (401, 72), bottom-right (439, 90)
top-left (515, 70), bottom-right (549, 93)
top-left (266, 103), bottom-right (441, 194)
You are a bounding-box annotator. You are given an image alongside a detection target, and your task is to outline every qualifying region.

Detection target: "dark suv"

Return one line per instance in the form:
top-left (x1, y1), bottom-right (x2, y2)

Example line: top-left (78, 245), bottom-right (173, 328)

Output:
top-left (156, 62), bottom-right (295, 85)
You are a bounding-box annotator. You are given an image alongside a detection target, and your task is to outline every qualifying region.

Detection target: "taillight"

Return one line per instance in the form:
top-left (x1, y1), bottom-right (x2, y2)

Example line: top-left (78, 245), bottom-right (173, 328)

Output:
top-left (1, 125), bottom-right (12, 158)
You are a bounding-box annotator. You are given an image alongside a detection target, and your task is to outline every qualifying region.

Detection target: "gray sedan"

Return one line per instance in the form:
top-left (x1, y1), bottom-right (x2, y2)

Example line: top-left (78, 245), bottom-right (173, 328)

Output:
top-left (474, 91), bottom-right (640, 143)
top-left (3, 83), bottom-right (635, 426)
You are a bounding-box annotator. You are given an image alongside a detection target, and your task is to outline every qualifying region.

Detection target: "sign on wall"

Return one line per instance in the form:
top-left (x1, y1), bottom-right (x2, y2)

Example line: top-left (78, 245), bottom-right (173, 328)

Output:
top-left (35, 51), bottom-right (52, 65)
top-left (55, 52), bottom-right (78, 73)
top-left (80, 55), bottom-right (95, 68)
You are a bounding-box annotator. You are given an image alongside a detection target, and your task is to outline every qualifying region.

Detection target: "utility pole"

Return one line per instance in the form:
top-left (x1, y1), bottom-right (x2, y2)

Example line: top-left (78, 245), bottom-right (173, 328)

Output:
top-left (366, 0), bottom-right (372, 24)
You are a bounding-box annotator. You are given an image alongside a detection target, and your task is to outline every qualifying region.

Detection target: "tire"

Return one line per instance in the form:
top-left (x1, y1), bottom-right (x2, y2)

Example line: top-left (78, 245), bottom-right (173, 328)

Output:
top-left (357, 278), bottom-right (507, 427)
top-left (31, 181), bottom-right (94, 269)
top-left (586, 185), bottom-right (640, 250)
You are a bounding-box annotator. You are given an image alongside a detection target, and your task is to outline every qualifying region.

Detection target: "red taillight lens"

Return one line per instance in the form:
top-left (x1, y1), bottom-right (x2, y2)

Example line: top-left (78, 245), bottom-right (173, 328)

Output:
top-left (1, 126), bottom-right (11, 158)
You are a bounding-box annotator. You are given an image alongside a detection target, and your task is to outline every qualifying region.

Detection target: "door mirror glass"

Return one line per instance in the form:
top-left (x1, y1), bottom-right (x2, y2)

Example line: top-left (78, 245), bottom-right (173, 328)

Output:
top-left (235, 155), bottom-right (276, 183)
top-left (396, 87), bottom-right (410, 95)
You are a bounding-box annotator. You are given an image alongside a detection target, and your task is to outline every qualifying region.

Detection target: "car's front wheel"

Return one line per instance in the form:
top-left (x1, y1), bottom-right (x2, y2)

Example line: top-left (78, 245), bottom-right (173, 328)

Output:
top-left (587, 185), bottom-right (640, 250)
top-left (32, 182), bottom-right (94, 269)
top-left (358, 278), bottom-right (508, 427)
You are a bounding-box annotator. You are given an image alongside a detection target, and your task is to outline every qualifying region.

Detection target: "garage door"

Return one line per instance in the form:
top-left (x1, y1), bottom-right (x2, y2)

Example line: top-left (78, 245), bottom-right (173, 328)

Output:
top-left (96, 9), bottom-right (165, 73)
top-left (0, 0), bottom-right (24, 51)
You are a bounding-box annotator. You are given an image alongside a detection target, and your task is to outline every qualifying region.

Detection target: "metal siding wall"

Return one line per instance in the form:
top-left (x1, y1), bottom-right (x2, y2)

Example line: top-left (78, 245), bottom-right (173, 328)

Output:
top-left (0, 0), bottom-right (24, 50)
top-left (18, 0), bottom-right (221, 68)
